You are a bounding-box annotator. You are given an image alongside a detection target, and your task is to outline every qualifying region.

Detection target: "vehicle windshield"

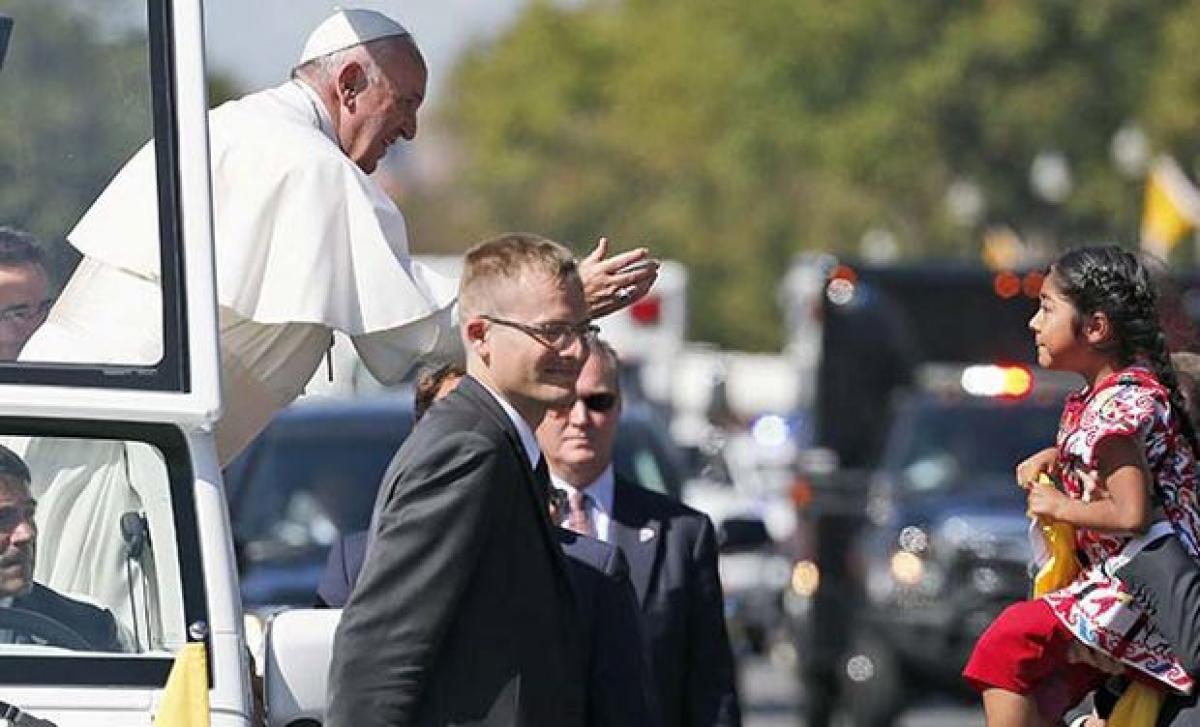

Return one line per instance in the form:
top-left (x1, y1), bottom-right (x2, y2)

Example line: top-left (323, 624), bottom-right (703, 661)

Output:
top-left (890, 399), bottom-right (1061, 493)
top-left (0, 432), bottom-right (193, 665)
top-left (0, 1), bottom-right (189, 388)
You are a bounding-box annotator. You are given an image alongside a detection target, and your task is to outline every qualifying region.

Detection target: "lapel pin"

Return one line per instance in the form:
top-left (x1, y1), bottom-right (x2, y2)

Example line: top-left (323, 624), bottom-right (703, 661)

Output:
top-left (639, 526), bottom-right (655, 542)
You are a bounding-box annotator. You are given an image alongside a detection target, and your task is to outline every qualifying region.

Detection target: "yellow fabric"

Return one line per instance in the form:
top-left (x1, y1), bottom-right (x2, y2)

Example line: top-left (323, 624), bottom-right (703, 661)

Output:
top-left (153, 642), bottom-right (209, 727)
top-left (1031, 474), bottom-right (1081, 597)
top-left (1109, 680), bottom-right (1165, 727)
top-left (1141, 156), bottom-right (1200, 256)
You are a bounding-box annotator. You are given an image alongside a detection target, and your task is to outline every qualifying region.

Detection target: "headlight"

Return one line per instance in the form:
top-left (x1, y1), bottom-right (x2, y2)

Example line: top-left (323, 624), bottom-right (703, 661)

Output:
top-left (791, 559), bottom-right (820, 597)
top-left (890, 551), bottom-right (924, 586)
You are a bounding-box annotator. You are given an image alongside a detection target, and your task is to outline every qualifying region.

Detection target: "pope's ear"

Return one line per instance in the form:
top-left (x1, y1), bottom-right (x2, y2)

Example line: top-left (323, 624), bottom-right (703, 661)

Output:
top-left (335, 62), bottom-right (368, 106)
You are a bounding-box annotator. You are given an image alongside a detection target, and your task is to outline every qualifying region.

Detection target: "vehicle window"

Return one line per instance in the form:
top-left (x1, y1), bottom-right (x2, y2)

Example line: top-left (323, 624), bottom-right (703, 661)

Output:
top-left (893, 402), bottom-right (1060, 493)
top-left (613, 412), bottom-right (685, 498)
top-left (0, 1), bottom-right (189, 388)
top-left (0, 432), bottom-right (192, 664)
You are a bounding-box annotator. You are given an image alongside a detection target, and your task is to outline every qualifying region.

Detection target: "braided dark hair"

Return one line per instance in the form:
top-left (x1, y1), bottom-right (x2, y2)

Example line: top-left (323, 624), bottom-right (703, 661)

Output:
top-left (1051, 245), bottom-right (1199, 457)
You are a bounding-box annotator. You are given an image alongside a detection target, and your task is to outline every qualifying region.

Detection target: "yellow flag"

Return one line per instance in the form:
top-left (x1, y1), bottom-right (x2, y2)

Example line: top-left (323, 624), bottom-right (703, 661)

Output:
top-left (153, 642), bottom-right (209, 727)
top-left (1030, 474), bottom-right (1081, 597)
top-left (1141, 156), bottom-right (1200, 258)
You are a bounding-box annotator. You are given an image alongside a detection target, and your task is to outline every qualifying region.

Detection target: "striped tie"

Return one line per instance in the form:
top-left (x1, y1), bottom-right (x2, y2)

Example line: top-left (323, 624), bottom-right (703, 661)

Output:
top-left (566, 489), bottom-right (595, 538)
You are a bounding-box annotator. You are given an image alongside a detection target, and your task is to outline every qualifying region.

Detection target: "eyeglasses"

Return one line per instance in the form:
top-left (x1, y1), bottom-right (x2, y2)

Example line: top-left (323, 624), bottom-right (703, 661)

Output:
top-left (0, 299), bottom-right (51, 326)
top-left (581, 392), bottom-right (617, 413)
top-left (482, 315), bottom-right (598, 351)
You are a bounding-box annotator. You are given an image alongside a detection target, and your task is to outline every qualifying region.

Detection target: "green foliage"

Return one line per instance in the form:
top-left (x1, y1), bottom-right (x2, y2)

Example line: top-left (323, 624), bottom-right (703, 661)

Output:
top-left (434, 0), bottom-right (1200, 349)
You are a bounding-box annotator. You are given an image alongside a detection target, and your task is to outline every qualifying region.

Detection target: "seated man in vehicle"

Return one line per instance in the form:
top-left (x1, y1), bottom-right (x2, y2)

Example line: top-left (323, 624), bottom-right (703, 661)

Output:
top-left (0, 443), bottom-right (123, 651)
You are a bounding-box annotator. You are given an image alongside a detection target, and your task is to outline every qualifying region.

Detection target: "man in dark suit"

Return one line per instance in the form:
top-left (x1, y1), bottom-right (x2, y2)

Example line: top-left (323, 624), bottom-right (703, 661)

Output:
top-left (319, 528), bottom-right (658, 727)
top-left (0, 444), bottom-right (122, 652)
top-left (327, 234), bottom-right (597, 727)
top-left (539, 340), bottom-right (742, 727)
top-left (319, 362), bottom-right (657, 727)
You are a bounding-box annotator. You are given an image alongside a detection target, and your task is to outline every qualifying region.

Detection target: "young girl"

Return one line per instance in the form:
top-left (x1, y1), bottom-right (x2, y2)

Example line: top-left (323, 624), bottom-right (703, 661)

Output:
top-left (963, 246), bottom-right (1200, 725)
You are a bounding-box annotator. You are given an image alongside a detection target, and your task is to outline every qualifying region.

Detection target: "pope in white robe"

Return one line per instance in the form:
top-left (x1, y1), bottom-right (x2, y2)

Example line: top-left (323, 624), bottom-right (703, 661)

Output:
top-left (14, 9), bottom-right (657, 642)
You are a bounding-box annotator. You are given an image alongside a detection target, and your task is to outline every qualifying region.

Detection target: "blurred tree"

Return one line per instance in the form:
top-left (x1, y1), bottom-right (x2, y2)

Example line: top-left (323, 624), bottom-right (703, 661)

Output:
top-left (0, 0), bottom-right (239, 287)
top-left (428, 0), bottom-right (1200, 349)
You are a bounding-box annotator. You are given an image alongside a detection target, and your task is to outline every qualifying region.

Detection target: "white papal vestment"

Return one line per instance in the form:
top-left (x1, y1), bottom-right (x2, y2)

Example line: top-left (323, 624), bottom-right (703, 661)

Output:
top-left (16, 80), bottom-right (459, 638)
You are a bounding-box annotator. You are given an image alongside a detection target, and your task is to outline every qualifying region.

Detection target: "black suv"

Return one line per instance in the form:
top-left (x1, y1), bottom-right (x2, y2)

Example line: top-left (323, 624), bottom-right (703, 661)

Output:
top-left (829, 380), bottom-right (1065, 724)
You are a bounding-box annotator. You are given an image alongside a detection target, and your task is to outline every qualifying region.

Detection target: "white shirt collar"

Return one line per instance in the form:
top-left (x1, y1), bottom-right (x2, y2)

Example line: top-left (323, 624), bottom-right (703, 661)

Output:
top-left (551, 464), bottom-right (615, 515)
top-left (472, 376), bottom-right (543, 470)
top-left (291, 79), bottom-right (338, 144)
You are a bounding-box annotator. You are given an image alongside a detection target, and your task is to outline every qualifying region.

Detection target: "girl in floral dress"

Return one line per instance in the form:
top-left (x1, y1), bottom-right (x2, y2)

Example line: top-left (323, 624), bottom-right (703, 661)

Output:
top-left (963, 246), bottom-right (1200, 725)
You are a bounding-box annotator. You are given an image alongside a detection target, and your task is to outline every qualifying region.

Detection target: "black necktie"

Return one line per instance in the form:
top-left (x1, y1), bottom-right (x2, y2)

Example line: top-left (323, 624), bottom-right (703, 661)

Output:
top-left (534, 456), bottom-right (552, 508)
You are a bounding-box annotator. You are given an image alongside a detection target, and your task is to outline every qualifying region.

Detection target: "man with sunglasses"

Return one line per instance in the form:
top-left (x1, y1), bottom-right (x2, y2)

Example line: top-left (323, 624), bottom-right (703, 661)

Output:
top-left (538, 341), bottom-right (742, 727)
top-left (330, 233), bottom-right (600, 727)
top-left (0, 227), bottom-right (51, 361)
top-left (0, 444), bottom-right (121, 652)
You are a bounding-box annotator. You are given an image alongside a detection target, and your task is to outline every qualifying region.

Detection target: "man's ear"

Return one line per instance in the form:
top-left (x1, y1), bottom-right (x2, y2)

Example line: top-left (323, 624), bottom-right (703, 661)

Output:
top-left (335, 62), bottom-right (367, 109)
top-left (464, 317), bottom-right (489, 357)
top-left (1083, 310), bottom-right (1114, 349)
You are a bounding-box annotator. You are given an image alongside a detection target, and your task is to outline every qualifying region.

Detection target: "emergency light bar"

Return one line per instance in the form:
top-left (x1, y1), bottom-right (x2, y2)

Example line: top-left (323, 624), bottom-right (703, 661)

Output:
top-left (960, 364), bottom-right (1033, 399)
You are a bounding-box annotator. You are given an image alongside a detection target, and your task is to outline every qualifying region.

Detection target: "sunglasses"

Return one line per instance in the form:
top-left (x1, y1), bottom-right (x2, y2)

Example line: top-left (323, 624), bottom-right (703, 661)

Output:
top-left (580, 393), bottom-right (617, 413)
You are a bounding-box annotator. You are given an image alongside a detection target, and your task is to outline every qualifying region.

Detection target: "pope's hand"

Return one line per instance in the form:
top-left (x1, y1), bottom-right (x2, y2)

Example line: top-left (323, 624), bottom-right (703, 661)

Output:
top-left (578, 237), bottom-right (659, 319)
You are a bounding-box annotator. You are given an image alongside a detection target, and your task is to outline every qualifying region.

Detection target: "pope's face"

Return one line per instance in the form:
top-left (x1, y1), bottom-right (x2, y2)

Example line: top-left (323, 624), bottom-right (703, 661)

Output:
top-left (341, 42), bottom-right (426, 174)
top-left (0, 477), bottom-right (36, 599)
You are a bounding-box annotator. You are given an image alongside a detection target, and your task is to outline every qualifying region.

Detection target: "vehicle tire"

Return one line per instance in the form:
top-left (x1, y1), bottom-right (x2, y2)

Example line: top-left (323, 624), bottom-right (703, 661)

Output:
top-left (835, 632), bottom-right (904, 727)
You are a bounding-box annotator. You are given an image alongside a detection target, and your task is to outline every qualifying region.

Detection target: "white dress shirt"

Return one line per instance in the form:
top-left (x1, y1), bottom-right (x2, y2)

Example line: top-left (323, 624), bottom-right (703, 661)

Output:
top-left (474, 377), bottom-right (543, 471)
top-left (552, 465), bottom-right (615, 543)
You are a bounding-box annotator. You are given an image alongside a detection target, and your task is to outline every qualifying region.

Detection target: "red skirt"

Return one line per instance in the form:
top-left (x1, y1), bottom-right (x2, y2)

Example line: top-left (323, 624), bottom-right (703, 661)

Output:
top-left (964, 599), bottom-right (1107, 721)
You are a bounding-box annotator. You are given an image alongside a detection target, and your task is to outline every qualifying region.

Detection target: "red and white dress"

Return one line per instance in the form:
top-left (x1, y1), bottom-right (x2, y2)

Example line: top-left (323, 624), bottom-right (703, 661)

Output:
top-left (1044, 365), bottom-right (1200, 693)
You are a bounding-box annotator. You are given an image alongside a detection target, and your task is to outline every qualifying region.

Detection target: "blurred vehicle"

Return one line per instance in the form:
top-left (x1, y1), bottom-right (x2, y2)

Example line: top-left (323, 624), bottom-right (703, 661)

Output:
top-left (225, 395), bottom-right (687, 610)
top-left (804, 365), bottom-right (1072, 726)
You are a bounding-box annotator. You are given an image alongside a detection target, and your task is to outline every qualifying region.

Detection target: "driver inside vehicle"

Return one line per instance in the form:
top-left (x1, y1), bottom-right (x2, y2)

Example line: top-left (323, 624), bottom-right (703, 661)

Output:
top-left (0, 443), bottom-right (123, 652)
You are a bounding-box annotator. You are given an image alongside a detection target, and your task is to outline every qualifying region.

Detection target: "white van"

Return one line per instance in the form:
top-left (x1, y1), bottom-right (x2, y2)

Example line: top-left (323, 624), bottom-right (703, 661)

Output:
top-left (0, 3), bottom-right (324, 725)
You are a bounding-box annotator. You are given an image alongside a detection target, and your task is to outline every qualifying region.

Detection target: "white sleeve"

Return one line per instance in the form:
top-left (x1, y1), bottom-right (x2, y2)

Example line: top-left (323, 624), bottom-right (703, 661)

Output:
top-left (350, 301), bottom-right (462, 386)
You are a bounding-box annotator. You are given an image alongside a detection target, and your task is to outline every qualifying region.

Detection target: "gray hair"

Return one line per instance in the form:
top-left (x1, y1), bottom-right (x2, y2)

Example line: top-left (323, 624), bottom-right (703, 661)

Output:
top-left (291, 35), bottom-right (419, 86)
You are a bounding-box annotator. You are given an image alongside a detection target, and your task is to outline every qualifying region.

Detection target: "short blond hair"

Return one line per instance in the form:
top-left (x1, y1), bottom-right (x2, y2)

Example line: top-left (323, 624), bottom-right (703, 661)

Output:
top-left (458, 233), bottom-right (580, 318)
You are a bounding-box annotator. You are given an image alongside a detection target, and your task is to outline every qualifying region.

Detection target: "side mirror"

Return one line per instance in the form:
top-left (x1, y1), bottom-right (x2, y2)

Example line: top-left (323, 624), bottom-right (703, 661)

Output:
top-left (264, 608), bottom-right (341, 727)
top-left (718, 516), bottom-right (772, 553)
top-left (0, 15), bottom-right (12, 70)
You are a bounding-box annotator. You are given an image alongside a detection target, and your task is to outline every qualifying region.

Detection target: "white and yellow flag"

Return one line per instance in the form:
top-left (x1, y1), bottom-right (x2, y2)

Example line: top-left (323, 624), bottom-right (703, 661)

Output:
top-left (1141, 155), bottom-right (1200, 258)
top-left (153, 642), bottom-right (209, 727)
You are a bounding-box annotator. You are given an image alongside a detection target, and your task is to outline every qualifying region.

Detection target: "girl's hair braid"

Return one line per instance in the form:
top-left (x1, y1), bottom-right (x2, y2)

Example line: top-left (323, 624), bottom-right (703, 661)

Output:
top-left (1052, 245), bottom-right (1199, 457)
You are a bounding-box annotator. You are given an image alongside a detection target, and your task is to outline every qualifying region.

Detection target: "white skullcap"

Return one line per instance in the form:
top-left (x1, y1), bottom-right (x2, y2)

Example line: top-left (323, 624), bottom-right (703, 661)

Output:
top-left (298, 8), bottom-right (410, 65)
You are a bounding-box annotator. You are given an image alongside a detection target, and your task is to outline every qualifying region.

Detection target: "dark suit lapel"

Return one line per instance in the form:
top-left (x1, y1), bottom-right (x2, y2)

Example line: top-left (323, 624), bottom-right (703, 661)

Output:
top-left (611, 478), bottom-right (662, 609)
top-left (457, 377), bottom-right (575, 598)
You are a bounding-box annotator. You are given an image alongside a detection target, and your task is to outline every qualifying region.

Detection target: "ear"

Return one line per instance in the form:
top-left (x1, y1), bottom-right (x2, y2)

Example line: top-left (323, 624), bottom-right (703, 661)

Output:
top-left (464, 317), bottom-right (490, 358)
top-left (1082, 310), bottom-right (1114, 348)
top-left (334, 62), bottom-right (368, 109)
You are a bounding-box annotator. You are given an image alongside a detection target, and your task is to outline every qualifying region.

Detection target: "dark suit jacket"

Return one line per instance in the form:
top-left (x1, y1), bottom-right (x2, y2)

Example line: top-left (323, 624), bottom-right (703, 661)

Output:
top-left (320, 528), bottom-right (658, 727)
top-left (12, 582), bottom-right (123, 652)
top-left (610, 477), bottom-right (741, 727)
top-left (326, 376), bottom-right (586, 727)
